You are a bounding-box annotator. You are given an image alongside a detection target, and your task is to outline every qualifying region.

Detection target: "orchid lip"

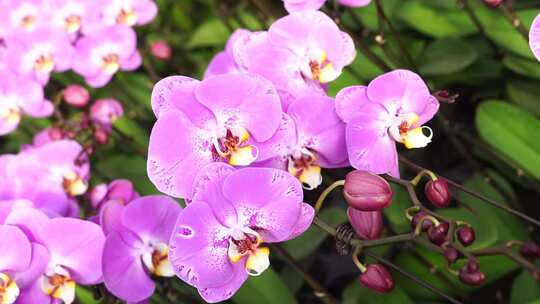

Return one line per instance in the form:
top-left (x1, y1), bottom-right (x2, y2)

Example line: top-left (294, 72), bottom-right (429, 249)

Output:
top-left (0, 107), bottom-right (22, 125)
top-left (212, 126), bottom-right (258, 166)
top-left (0, 273), bottom-right (19, 304)
top-left (227, 227), bottom-right (270, 276)
top-left (101, 53), bottom-right (120, 74)
top-left (116, 8), bottom-right (138, 26)
top-left (388, 112), bottom-right (433, 149)
top-left (42, 265), bottom-right (76, 304)
top-left (287, 148), bottom-right (322, 190)
top-left (142, 243), bottom-right (175, 277)
top-left (64, 15), bottom-right (82, 34)
top-left (34, 54), bottom-right (55, 73)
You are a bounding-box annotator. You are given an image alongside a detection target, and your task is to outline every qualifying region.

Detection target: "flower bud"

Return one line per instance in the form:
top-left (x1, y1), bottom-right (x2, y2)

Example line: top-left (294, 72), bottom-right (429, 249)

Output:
top-left (428, 222), bottom-right (449, 246)
top-left (483, 0), bottom-right (503, 8)
top-left (344, 170), bottom-right (392, 211)
top-left (90, 98), bottom-right (124, 127)
top-left (457, 227), bottom-right (476, 247)
top-left (425, 179), bottom-right (451, 208)
top-left (444, 246), bottom-right (460, 264)
top-left (347, 208), bottom-right (383, 240)
top-left (459, 260), bottom-right (485, 285)
top-left (359, 264), bottom-right (394, 293)
top-left (411, 211), bottom-right (434, 232)
top-left (94, 126), bottom-right (109, 145)
top-left (48, 127), bottom-right (65, 140)
top-left (63, 84), bottom-right (90, 108)
top-left (150, 40), bottom-right (172, 60)
top-left (520, 242), bottom-right (540, 259)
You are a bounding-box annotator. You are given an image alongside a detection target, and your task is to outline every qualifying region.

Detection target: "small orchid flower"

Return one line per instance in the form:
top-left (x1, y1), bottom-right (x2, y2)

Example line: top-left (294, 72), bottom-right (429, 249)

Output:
top-left (90, 98), bottom-right (124, 131)
top-left (73, 25), bottom-right (141, 87)
top-left (0, 69), bottom-right (52, 136)
top-left (169, 164), bottom-right (314, 303)
top-left (148, 73), bottom-right (282, 199)
top-left (234, 11), bottom-right (355, 100)
top-left (529, 13), bottom-right (540, 62)
top-left (0, 0), bottom-right (47, 33)
top-left (47, 0), bottom-right (100, 36)
top-left (101, 195), bottom-right (181, 302)
top-left (100, 0), bottom-right (158, 27)
top-left (282, 0), bottom-right (371, 12)
top-left (16, 217), bottom-right (105, 304)
top-left (256, 95), bottom-right (348, 190)
top-left (204, 29), bottom-right (250, 79)
top-left (89, 179), bottom-right (139, 210)
top-left (0, 225), bottom-right (33, 304)
top-left (4, 27), bottom-right (74, 85)
top-left (335, 70), bottom-right (439, 176)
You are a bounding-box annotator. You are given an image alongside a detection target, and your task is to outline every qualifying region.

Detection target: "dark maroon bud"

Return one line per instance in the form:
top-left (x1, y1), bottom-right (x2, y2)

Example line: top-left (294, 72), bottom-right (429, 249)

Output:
top-left (359, 264), bottom-right (395, 293)
top-left (428, 222), bottom-right (449, 246)
top-left (344, 170), bottom-right (393, 211)
top-left (520, 242), bottom-right (540, 259)
top-left (459, 268), bottom-right (485, 285)
top-left (444, 246), bottom-right (460, 263)
top-left (411, 211), bottom-right (434, 232)
top-left (466, 259), bottom-right (480, 273)
top-left (425, 179), bottom-right (451, 208)
top-left (347, 207), bottom-right (383, 240)
top-left (483, 0), bottom-right (503, 8)
top-left (433, 90), bottom-right (458, 104)
top-left (457, 227), bottom-right (476, 247)
top-left (94, 127), bottom-right (109, 145)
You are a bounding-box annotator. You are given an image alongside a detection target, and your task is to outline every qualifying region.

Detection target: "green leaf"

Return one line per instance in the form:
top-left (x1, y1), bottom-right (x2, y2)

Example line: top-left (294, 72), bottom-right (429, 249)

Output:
top-left (232, 267), bottom-right (297, 304)
top-left (282, 207), bottom-right (347, 260)
top-left (475, 100), bottom-right (540, 180)
top-left (511, 270), bottom-right (540, 304)
top-left (502, 55), bottom-right (540, 80)
top-left (113, 117), bottom-right (150, 150)
top-left (506, 79), bottom-right (540, 117)
top-left (187, 18), bottom-right (231, 48)
top-left (397, 1), bottom-right (476, 38)
top-left (419, 38), bottom-right (478, 76)
top-left (383, 185), bottom-right (413, 234)
top-left (76, 287), bottom-right (100, 304)
top-left (343, 279), bottom-right (413, 304)
top-left (96, 155), bottom-right (160, 195)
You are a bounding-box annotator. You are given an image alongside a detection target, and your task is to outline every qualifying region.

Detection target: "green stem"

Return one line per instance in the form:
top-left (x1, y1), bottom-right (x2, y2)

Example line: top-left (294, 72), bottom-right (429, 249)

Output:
top-left (314, 180), bottom-right (345, 213)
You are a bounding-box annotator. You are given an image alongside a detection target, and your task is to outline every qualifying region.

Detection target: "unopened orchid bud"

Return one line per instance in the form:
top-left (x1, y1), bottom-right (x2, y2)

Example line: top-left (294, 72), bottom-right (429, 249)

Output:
top-left (425, 179), bottom-right (451, 208)
top-left (484, 0), bottom-right (503, 8)
top-left (90, 98), bottom-right (124, 127)
top-left (48, 127), bottom-right (65, 140)
top-left (359, 264), bottom-right (394, 293)
top-left (63, 85), bottom-right (90, 108)
top-left (94, 126), bottom-right (110, 145)
top-left (520, 242), bottom-right (540, 259)
top-left (444, 246), bottom-right (459, 263)
top-left (428, 222), bottom-right (449, 246)
top-left (347, 208), bottom-right (383, 240)
top-left (411, 211), bottom-right (434, 232)
top-left (457, 226), bottom-right (476, 247)
top-left (459, 260), bottom-right (485, 285)
top-left (344, 170), bottom-right (392, 211)
top-left (150, 40), bottom-right (172, 60)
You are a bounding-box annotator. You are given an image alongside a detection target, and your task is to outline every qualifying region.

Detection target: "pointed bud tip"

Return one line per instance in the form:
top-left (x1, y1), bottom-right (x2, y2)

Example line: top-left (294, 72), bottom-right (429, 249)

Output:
top-left (425, 179), bottom-right (451, 208)
top-left (359, 264), bottom-right (394, 293)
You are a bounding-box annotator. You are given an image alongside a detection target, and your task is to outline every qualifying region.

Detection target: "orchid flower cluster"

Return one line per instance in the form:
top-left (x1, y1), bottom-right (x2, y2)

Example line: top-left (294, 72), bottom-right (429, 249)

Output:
top-left (0, 0), bottom-right (157, 136)
top-left (146, 7), bottom-right (440, 303)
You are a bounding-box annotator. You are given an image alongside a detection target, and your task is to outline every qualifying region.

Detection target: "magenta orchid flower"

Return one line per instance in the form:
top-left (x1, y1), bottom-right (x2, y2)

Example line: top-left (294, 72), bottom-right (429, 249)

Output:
top-left (204, 29), bottom-right (250, 79)
top-left (4, 27), bottom-right (73, 84)
top-left (169, 164), bottom-right (314, 303)
top-left (89, 179), bottom-right (139, 210)
top-left (16, 217), bottom-right (105, 304)
top-left (234, 11), bottom-right (355, 101)
top-left (335, 70), bottom-right (439, 176)
top-left (256, 94), bottom-right (348, 189)
top-left (73, 25), bottom-right (141, 87)
top-left (282, 0), bottom-right (371, 12)
top-left (0, 69), bottom-right (52, 136)
top-left (101, 195), bottom-right (181, 302)
top-left (0, 0), bottom-right (48, 33)
top-left (148, 73), bottom-right (282, 199)
top-left (100, 0), bottom-right (158, 27)
top-left (90, 98), bottom-right (124, 131)
top-left (47, 0), bottom-right (101, 36)
top-left (0, 224), bottom-right (33, 304)
top-left (529, 13), bottom-right (540, 62)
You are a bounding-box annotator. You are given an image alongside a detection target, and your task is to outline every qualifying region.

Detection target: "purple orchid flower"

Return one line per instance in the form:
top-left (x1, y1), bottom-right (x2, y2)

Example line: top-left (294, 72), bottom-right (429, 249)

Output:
top-left (204, 29), bottom-right (251, 79)
top-left (0, 69), bottom-right (52, 136)
top-left (0, 0), bottom-right (48, 33)
top-left (4, 27), bottom-right (74, 85)
top-left (282, 0), bottom-right (371, 12)
top-left (90, 98), bottom-right (124, 130)
top-left (335, 70), bottom-right (440, 176)
top-left (233, 11), bottom-right (355, 102)
top-left (73, 25), bottom-right (141, 87)
top-left (101, 195), bottom-right (181, 302)
top-left (255, 94), bottom-right (348, 189)
top-left (0, 224), bottom-right (33, 304)
top-left (169, 164), bottom-right (314, 303)
top-left (529, 13), bottom-right (540, 62)
top-left (15, 217), bottom-right (105, 304)
top-left (89, 179), bottom-right (139, 210)
top-left (47, 0), bottom-right (102, 36)
top-left (148, 73), bottom-right (282, 199)
top-left (100, 0), bottom-right (158, 27)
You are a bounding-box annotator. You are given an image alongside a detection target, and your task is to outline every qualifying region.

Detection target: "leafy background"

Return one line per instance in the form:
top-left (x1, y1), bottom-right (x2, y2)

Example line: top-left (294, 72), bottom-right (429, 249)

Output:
top-left (3, 0), bottom-right (540, 303)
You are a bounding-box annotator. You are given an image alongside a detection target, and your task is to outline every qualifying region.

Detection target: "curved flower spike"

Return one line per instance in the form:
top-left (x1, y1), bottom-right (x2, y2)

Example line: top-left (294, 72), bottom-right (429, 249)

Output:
top-left (148, 74), bottom-right (282, 199)
top-left (335, 70), bottom-right (439, 176)
top-left (169, 164), bottom-right (314, 303)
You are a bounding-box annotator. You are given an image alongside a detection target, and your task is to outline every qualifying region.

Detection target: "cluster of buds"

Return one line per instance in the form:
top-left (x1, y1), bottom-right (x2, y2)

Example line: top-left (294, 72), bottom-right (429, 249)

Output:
top-left (60, 85), bottom-right (124, 146)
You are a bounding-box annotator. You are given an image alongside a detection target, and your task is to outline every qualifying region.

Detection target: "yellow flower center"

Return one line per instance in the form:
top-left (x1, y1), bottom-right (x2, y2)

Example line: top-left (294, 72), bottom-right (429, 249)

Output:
top-left (62, 171), bottom-right (88, 197)
top-left (0, 107), bottom-right (21, 126)
top-left (64, 15), bottom-right (81, 34)
top-left (305, 50), bottom-right (339, 84)
top-left (227, 229), bottom-right (270, 276)
top-left (34, 54), bottom-right (55, 73)
top-left (21, 15), bottom-right (36, 30)
top-left (142, 244), bottom-right (175, 277)
top-left (41, 271), bottom-right (75, 304)
top-left (388, 113), bottom-right (433, 149)
top-left (212, 126), bottom-right (258, 166)
top-left (288, 149), bottom-right (322, 190)
top-left (0, 273), bottom-right (19, 304)
top-left (116, 8), bottom-right (137, 26)
top-left (101, 53), bottom-right (120, 75)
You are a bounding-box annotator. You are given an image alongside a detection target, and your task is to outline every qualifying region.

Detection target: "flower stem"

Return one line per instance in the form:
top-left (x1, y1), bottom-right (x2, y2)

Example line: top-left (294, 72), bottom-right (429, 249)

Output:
top-left (314, 180), bottom-right (345, 213)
